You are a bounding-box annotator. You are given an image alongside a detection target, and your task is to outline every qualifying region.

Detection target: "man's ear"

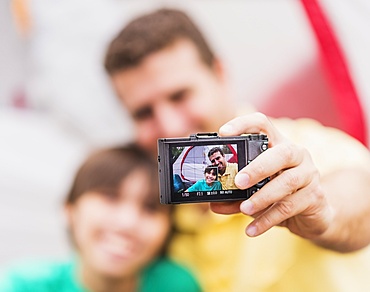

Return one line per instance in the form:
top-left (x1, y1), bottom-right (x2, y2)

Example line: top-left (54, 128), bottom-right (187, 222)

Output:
top-left (212, 58), bottom-right (227, 83)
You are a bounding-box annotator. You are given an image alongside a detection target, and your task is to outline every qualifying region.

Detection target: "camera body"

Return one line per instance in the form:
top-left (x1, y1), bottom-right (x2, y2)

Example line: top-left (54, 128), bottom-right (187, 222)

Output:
top-left (157, 133), bottom-right (269, 204)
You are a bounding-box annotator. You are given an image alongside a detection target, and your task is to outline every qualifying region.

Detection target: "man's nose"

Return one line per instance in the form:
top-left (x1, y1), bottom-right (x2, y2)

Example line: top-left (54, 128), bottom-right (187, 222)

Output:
top-left (155, 104), bottom-right (188, 137)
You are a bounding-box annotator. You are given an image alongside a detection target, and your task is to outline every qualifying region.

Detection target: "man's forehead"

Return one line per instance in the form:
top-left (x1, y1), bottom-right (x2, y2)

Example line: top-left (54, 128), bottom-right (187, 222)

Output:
top-left (111, 40), bottom-right (207, 103)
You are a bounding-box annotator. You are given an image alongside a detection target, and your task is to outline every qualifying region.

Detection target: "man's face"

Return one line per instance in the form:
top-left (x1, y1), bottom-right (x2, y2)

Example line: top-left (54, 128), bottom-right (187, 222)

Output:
top-left (111, 39), bottom-right (233, 156)
top-left (209, 151), bottom-right (227, 174)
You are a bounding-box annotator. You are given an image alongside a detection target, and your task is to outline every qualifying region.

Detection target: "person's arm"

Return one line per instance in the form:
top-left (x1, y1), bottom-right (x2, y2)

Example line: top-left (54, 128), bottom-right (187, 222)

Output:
top-left (210, 112), bottom-right (370, 253)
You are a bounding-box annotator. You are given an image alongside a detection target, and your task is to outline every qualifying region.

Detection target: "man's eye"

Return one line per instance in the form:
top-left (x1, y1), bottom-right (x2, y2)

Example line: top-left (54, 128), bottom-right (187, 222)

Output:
top-left (133, 106), bottom-right (153, 121)
top-left (170, 89), bottom-right (189, 103)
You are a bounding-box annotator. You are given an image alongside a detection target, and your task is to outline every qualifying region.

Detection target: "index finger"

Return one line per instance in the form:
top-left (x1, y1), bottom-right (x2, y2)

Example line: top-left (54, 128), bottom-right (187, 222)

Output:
top-left (235, 142), bottom-right (304, 189)
top-left (219, 112), bottom-right (285, 146)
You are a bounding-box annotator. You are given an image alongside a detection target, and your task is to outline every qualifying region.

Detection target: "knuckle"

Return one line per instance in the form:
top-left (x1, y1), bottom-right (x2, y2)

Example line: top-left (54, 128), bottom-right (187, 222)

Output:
top-left (254, 112), bottom-right (268, 121)
top-left (258, 214), bottom-right (274, 230)
top-left (279, 143), bottom-right (297, 163)
top-left (250, 195), bottom-right (269, 211)
top-left (254, 112), bottom-right (269, 126)
top-left (303, 150), bottom-right (317, 170)
top-left (310, 184), bottom-right (325, 201)
top-left (252, 160), bottom-right (267, 178)
top-left (274, 200), bottom-right (294, 217)
top-left (282, 171), bottom-right (300, 192)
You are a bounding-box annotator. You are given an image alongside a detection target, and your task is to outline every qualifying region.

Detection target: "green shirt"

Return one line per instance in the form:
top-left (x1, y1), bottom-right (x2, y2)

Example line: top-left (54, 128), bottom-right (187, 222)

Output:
top-left (0, 257), bottom-right (201, 292)
top-left (187, 179), bottom-right (222, 192)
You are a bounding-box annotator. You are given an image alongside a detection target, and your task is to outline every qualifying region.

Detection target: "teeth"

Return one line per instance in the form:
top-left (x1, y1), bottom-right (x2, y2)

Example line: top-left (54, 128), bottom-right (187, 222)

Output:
top-left (101, 233), bottom-right (137, 257)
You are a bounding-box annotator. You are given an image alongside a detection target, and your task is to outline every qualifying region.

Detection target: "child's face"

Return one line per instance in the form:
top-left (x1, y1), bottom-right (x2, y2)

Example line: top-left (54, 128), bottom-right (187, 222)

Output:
top-left (205, 170), bottom-right (217, 185)
top-left (66, 168), bottom-right (170, 279)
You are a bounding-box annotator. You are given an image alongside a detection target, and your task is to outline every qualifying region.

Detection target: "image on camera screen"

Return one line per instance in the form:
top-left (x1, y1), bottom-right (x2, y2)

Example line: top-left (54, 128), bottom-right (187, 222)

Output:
top-left (158, 133), bottom-right (268, 204)
top-left (171, 143), bottom-right (240, 197)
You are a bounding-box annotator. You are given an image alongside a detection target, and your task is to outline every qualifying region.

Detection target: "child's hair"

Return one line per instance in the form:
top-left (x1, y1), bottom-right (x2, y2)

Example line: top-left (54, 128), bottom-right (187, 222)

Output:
top-left (65, 144), bottom-right (158, 205)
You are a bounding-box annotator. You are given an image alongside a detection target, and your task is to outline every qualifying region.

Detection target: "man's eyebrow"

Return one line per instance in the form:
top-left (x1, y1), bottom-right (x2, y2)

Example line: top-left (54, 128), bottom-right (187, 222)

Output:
top-left (169, 88), bottom-right (189, 100)
top-left (132, 105), bottom-right (153, 119)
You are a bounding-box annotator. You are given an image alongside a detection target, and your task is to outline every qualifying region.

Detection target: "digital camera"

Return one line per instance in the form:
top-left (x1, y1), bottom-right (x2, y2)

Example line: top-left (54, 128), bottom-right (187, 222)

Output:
top-left (157, 133), bottom-right (269, 204)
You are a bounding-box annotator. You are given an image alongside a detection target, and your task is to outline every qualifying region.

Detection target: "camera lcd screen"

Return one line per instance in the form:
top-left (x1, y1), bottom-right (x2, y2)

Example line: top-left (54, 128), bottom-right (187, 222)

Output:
top-left (158, 133), bottom-right (268, 204)
top-left (169, 140), bottom-right (249, 203)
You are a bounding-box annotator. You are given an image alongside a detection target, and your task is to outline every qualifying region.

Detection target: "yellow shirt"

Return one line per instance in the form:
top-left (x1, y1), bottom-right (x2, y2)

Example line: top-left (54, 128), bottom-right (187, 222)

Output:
top-left (219, 162), bottom-right (238, 190)
top-left (170, 117), bottom-right (370, 292)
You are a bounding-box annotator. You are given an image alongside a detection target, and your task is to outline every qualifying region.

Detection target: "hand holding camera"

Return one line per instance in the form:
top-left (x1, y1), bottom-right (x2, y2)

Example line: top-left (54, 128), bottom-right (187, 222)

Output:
top-left (210, 112), bottom-right (331, 241)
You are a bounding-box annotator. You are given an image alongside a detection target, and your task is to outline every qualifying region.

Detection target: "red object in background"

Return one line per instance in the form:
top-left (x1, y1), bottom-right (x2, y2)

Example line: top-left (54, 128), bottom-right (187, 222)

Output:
top-left (12, 88), bottom-right (28, 109)
top-left (301, 0), bottom-right (367, 146)
top-left (260, 0), bottom-right (367, 147)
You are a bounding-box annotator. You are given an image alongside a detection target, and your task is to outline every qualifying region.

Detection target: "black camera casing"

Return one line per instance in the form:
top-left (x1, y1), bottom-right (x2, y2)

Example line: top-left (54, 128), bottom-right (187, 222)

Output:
top-left (157, 133), bottom-right (269, 204)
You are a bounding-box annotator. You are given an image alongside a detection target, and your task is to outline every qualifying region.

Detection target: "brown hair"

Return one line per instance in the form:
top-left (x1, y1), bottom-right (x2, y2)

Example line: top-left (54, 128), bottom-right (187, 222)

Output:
top-left (208, 146), bottom-right (224, 158)
top-left (104, 8), bottom-right (215, 74)
top-left (65, 144), bottom-right (159, 205)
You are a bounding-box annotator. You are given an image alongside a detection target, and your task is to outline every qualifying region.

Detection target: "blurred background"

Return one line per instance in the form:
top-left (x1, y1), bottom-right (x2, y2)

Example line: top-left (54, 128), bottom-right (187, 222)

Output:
top-left (1, 0), bottom-right (369, 269)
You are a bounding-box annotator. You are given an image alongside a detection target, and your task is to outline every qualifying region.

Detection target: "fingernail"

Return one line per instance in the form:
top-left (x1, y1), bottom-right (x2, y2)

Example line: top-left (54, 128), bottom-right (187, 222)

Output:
top-left (246, 225), bottom-right (257, 237)
top-left (235, 173), bottom-right (250, 189)
top-left (219, 124), bottom-right (233, 135)
top-left (240, 200), bottom-right (254, 215)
